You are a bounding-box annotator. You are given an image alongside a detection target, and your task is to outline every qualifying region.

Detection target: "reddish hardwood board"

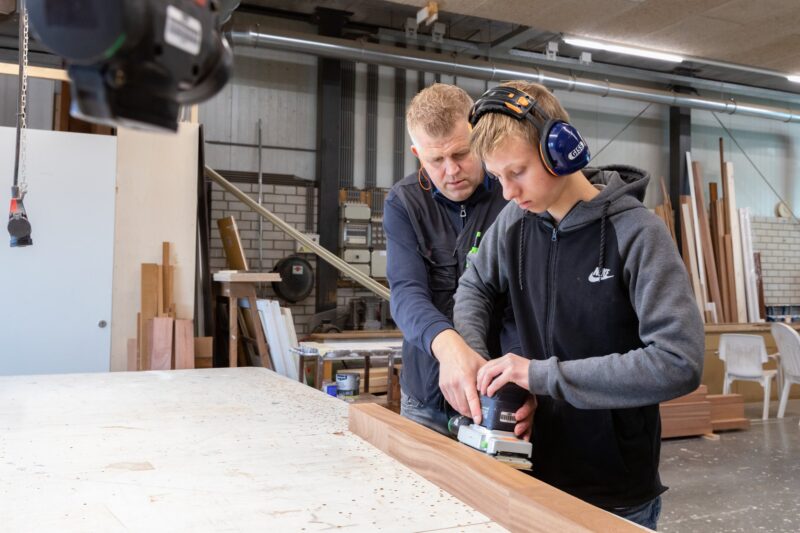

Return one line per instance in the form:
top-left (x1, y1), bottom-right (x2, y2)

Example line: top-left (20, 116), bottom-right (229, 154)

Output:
top-left (174, 319), bottom-right (195, 369)
top-left (348, 403), bottom-right (645, 533)
top-left (691, 162), bottom-right (723, 322)
top-left (147, 317), bottom-right (174, 370)
top-left (126, 338), bottom-right (138, 372)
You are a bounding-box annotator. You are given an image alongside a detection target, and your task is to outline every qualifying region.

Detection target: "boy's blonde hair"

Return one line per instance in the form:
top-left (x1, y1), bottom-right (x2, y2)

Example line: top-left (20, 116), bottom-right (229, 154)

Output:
top-left (470, 81), bottom-right (571, 159)
top-left (406, 83), bottom-right (473, 142)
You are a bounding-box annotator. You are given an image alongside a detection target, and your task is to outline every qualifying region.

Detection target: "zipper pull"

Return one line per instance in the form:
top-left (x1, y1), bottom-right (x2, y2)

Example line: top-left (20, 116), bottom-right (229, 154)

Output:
top-left (551, 227), bottom-right (558, 241)
top-left (460, 204), bottom-right (466, 219)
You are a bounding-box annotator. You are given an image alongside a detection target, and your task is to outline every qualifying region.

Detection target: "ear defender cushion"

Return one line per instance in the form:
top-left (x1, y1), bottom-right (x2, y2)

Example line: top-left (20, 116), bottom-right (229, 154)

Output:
top-left (540, 119), bottom-right (591, 176)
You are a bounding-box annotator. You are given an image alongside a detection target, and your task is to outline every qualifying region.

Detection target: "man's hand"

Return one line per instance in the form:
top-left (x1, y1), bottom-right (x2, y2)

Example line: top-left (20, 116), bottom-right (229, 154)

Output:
top-left (476, 353), bottom-right (530, 398)
top-left (514, 395), bottom-right (537, 441)
top-left (431, 329), bottom-right (487, 424)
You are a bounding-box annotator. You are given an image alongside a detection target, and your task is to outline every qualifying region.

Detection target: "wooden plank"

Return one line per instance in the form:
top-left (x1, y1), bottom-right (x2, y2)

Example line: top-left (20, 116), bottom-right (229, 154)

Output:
top-left (662, 385), bottom-right (708, 405)
top-left (723, 235), bottom-right (737, 323)
top-left (680, 200), bottom-right (705, 319)
top-left (140, 264), bottom-right (160, 370)
top-left (307, 331), bottom-right (404, 341)
top-left (212, 271), bottom-right (281, 283)
top-left (217, 216), bottom-right (248, 271)
top-left (725, 163), bottom-right (747, 322)
top-left (0, 61), bottom-right (70, 81)
top-left (126, 338), bottom-right (138, 372)
top-left (162, 242), bottom-right (174, 318)
top-left (348, 403), bottom-right (645, 533)
top-left (715, 198), bottom-right (731, 322)
top-left (660, 401), bottom-right (713, 438)
top-left (156, 265), bottom-right (164, 317)
top-left (739, 208), bottom-right (761, 322)
top-left (686, 154), bottom-right (709, 306)
top-left (146, 317), bottom-right (174, 371)
top-left (691, 160), bottom-right (724, 322)
top-left (754, 252), bottom-right (766, 320)
top-left (174, 320), bottom-right (195, 369)
top-left (194, 337), bottom-right (213, 369)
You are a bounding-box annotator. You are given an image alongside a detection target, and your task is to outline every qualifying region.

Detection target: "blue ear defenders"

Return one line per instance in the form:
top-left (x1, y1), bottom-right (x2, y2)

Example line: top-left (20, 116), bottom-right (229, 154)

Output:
top-left (469, 87), bottom-right (590, 176)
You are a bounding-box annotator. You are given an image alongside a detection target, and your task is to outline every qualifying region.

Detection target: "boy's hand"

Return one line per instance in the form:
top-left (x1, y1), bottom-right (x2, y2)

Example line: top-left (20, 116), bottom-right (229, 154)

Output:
top-left (514, 395), bottom-right (537, 440)
top-left (476, 353), bottom-right (530, 398)
top-left (431, 329), bottom-right (487, 424)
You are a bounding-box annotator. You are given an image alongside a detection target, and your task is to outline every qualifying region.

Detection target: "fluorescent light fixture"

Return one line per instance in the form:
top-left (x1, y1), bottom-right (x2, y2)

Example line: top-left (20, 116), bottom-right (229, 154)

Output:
top-left (563, 37), bottom-right (684, 63)
top-left (787, 75), bottom-right (800, 83)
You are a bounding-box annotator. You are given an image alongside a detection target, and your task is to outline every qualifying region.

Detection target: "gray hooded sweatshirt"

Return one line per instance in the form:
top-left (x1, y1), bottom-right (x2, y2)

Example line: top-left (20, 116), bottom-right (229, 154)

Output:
top-left (453, 165), bottom-right (704, 509)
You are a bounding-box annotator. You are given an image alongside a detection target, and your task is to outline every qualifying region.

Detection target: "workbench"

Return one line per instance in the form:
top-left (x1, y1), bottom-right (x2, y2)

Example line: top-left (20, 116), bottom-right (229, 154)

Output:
top-left (0, 368), bottom-right (503, 532)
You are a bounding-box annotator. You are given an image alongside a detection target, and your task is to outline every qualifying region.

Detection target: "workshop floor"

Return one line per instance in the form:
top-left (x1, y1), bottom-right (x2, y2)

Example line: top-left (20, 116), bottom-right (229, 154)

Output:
top-left (659, 398), bottom-right (800, 533)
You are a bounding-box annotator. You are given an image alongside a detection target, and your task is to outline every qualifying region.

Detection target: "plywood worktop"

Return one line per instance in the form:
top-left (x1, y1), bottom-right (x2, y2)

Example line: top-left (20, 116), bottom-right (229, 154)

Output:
top-left (0, 368), bottom-right (503, 532)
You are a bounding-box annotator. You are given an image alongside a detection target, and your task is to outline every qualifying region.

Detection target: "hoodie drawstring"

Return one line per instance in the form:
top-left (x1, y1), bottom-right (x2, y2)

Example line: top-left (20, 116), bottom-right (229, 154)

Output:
top-left (518, 213), bottom-right (527, 291)
top-left (598, 201), bottom-right (611, 273)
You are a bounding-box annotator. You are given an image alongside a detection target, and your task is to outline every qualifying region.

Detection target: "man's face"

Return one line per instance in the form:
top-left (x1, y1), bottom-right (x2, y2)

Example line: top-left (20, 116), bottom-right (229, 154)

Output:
top-left (483, 134), bottom-right (565, 213)
top-left (411, 120), bottom-right (484, 203)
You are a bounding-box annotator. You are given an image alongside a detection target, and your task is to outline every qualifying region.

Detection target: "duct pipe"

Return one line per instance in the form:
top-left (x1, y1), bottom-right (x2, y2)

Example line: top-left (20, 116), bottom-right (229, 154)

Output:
top-left (205, 166), bottom-right (391, 301)
top-left (229, 29), bottom-right (799, 124)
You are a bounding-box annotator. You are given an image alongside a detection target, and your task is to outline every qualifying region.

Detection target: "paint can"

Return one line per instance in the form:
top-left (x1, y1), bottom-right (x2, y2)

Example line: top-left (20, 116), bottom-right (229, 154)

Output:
top-left (336, 371), bottom-right (360, 398)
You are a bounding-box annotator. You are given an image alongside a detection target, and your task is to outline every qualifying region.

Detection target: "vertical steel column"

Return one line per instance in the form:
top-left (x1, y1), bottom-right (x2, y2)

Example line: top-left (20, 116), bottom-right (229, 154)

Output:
top-left (669, 104), bottom-right (691, 253)
top-left (393, 67), bottom-right (406, 182)
top-left (314, 8), bottom-right (350, 313)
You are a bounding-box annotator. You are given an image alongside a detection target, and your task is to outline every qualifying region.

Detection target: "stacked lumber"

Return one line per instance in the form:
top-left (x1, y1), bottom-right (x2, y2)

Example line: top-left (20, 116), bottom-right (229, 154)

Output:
top-left (708, 393), bottom-right (749, 432)
top-left (660, 385), bottom-right (712, 439)
top-left (660, 386), bottom-right (750, 438)
top-left (127, 242), bottom-right (199, 371)
top-left (678, 144), bottom-right (762, 323)
top-left (256, 299), bottom-right (300, 380)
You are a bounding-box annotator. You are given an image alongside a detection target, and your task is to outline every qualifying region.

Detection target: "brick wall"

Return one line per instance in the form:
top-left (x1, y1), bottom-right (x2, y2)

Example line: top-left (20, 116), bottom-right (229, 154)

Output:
top-left (751, 216), bottom-right (800, 307)
top-left (209, 181), bottom-right (377, 335)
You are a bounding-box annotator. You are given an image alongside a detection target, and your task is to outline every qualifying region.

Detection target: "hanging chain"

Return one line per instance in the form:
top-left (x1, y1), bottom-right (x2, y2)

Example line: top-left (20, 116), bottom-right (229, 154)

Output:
top-left (17, 6), bottom-right (29, 195)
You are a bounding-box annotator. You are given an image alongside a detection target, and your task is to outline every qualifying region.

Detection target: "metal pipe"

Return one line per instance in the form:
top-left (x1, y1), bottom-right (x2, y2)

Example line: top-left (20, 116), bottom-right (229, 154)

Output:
top-left (205, 165), bottom-right (391, 301)
top-left (257, 119), bottom-right (263, 273)
top-left (229, 29), bottom-right (800, 124)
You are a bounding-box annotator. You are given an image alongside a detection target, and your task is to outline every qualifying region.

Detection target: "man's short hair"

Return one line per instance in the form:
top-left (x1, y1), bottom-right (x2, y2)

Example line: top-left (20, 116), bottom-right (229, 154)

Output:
top-left (470, 81), bottom-right (571, 160)
top-left (406, 83), bottom-right (473, 142)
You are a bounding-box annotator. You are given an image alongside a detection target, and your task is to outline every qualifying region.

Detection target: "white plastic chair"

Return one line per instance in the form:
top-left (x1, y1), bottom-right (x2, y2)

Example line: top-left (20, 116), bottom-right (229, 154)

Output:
top-left (719, 334), bottom-right (778, 420)
top-left (770, 323), bottom-right (800, 424)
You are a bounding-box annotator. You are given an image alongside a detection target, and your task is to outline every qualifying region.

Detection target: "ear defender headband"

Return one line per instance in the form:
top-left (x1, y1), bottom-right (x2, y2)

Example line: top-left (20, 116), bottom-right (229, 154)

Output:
top-left (469, 87), bottom-right (590, 176)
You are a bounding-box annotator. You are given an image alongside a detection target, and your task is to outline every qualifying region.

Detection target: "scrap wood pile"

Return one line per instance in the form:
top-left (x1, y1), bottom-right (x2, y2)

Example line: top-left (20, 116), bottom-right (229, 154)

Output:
top-left (129, 242), bottom-right (212, 371)
top-left (653, 139), bottom-right (765, 324)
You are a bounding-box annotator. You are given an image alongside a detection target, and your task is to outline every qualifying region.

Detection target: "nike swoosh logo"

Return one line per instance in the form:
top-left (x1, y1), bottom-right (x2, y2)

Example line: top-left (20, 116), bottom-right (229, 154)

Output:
top-left (588, 268), bottom-right (614, 283)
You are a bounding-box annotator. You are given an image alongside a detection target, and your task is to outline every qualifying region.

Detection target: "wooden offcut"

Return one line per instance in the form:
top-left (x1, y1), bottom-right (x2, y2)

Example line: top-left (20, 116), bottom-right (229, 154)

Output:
top-left (217, 217), bottom-right (248, 271)
top-left (724, 163), bottom-right (747, 322)
top-left (194, 337), bottom-right (213, 369)
top-left (174, 320), bottom-right (195, 369)
top-left (708, 393), bottom-right (749, 432)
top-left (660, 386), bottom-right (713, 439)
top-left (146, 317), bottom-right (174, 371)
top-left (348, 403), bottom-right (646, 533)
top-left (680, 200), bottom-right (704, 318)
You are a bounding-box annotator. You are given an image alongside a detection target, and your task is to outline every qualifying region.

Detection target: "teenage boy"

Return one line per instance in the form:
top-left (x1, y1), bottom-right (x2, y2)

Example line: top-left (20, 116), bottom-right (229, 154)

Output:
top-left (384, 83), bottom-right (531, 436)
top-left (453, 80), bottom-right (704, 530)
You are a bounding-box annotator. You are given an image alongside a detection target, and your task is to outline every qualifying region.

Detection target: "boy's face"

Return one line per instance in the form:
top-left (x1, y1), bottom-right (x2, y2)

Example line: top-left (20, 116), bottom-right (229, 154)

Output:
top-left (483, 134), bottom-right (565, 213)
top-left (411, 120), bottom-right (484, 203)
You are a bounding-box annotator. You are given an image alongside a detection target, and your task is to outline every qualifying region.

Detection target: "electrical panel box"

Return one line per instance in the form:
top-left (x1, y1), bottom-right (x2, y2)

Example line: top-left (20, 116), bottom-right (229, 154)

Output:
top-left (341, 202), bottom-right (371, 221)
top-left (371, 250), bottom-right (387, 278)
top-left (344, 249), bottom-right (371, 263)
top-left (341, 221), bottom-right (372, 247)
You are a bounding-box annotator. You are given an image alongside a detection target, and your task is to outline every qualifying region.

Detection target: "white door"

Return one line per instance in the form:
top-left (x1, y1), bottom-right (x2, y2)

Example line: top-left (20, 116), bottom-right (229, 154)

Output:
top-left (0, 127), bottom-right (117, 375)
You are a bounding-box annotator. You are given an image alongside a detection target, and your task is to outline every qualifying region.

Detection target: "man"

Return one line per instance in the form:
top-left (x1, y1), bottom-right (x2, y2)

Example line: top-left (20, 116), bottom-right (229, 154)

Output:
top-left (383, 83), bottom-right (530, 436)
